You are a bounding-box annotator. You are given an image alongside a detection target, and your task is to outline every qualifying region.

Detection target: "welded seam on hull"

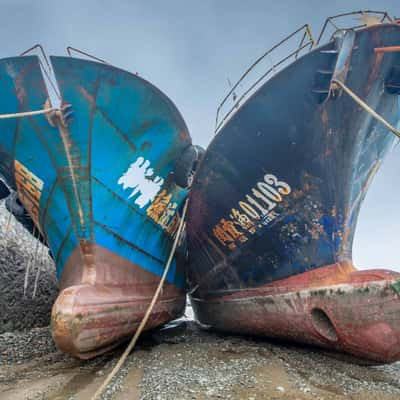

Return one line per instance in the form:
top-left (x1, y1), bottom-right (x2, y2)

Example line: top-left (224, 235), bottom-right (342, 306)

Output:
top-left (54, 224), bottom-right (73, 268)
top-left (93, 220), bottom-right (166, 265)
top-left (57, 123), bottom-right (86, 228)
top-left (40, 177), bottom-right (58, 235)
top-left (56, 120), bottom-right (95, 283)
top-left (91, 176), bottom-right (174, 238)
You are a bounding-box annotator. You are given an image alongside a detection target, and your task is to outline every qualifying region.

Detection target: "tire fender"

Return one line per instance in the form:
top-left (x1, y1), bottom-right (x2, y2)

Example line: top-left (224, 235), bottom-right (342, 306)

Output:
top-left (173, 144), bottom-right (205, 188)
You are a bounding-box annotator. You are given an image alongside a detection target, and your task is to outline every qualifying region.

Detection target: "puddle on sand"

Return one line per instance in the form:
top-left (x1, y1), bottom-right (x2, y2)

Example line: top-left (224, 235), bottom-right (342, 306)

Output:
top-left (48, 369), bottom-right (100, 400)
top-left (46, 355), bottom-right (116, 400)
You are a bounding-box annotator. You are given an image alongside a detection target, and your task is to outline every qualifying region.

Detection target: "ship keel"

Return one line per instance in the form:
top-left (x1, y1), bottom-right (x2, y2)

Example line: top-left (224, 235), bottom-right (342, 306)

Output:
top-left (191, 262), bottom-right (400, 363)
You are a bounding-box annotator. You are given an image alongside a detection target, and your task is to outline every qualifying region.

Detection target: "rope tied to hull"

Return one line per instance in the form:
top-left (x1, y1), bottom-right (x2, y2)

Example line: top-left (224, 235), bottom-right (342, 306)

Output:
top-left (0, 107), bottom-right (57, 120)
top-left (331, 79), bottom-right (400, 139)
top-left (91, 198), bottom-right (189, 400)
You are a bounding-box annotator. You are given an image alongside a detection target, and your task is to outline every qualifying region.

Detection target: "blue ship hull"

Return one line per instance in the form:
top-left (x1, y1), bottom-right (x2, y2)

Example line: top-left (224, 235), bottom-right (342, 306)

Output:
top-left (0, 55), bottom-right (193, 358)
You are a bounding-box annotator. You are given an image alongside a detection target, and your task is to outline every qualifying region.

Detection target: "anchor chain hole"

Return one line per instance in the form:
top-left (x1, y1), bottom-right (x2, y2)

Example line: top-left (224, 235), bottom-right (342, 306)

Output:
top-left (311, 308), bottom-right (338, 342)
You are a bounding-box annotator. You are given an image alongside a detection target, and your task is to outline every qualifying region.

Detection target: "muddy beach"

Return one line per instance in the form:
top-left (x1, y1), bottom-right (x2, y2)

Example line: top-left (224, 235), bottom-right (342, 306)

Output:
top-left (0, 319), bottom-right (399, 400)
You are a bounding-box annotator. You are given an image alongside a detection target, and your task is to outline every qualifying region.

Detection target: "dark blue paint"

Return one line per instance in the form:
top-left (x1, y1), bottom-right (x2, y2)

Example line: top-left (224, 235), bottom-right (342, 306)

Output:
top-left (187, 24), bottom-right (400, 298)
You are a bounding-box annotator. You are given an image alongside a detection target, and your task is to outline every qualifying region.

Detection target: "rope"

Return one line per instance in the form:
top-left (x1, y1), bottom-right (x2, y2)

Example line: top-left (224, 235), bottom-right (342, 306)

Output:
top-left (332, 79), bottom-right (400, 139)
top-left (4, 211), bottom-right (12, 233)
top-left (32, 243), bottom-right (45, 299)
top-left (23, 226), bottom-right (39, 298)
top-left (0, 108), bottom-right (57, 120)
top-left (92, 198), bottom-right (189, 400)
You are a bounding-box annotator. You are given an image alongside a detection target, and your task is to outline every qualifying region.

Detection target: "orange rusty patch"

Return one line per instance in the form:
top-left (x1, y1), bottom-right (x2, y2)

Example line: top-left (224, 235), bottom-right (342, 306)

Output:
top-left (14, 160), bottom-right (43, 229)
top-left (366, 52), bottom-right (384, 91)
top-left (374, 45), bottom-right (400, 53)
top-left (320, 108), bottom-right (329, 125)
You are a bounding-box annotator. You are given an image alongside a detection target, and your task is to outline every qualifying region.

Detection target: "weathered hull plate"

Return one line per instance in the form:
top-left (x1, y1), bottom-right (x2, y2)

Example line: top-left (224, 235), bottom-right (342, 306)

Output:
top-left (192, 262), bottom-right (400, 363)
top-left (0, 55), bottom-right (190, 358)
top-left (187, 24), bottom-right (400, 362)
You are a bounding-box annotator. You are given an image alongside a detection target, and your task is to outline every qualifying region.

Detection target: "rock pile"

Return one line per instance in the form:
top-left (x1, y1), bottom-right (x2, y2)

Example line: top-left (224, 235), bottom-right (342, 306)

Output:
top-left (0, 200), bottom-right (58, 333)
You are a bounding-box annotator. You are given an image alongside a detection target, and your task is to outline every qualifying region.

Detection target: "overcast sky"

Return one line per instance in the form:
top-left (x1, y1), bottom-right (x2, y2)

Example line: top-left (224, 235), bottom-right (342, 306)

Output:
top-left (1, 1), bottom-right (399, 272)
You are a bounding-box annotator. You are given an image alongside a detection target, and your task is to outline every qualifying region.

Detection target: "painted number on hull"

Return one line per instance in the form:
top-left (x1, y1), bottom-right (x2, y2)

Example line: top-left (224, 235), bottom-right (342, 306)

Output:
top-left (213, 174), bottom-right (291, 250)
top-left (118, 156), bottom-right (181, 238)
top-left (146, 189), bottom-right (181, 238)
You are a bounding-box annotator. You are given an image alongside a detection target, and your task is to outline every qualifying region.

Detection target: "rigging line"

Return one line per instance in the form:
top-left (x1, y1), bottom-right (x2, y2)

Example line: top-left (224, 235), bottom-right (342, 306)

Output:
top-left (92, 198), bottom-right (189, 400)
top-left (38, 59), bottom-right (62, 101)
top-left (331, 79), bottom-right (400, 139)
top-left (0, 108), bottom-right (57, 120)
top-left (4, 210), bottom-right (12, 235)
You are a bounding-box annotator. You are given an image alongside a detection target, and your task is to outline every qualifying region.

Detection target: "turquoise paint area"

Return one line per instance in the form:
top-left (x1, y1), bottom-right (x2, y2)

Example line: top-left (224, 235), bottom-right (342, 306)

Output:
top-left (50, 56), bottom-right (191, 287)
top-left (0, 55), bottom-right (190, 290)
top-left (0, 56), bottom-right (75, 277)
top-left (0, 56), bottom-right (49, 185)
top-left (93, 222), bottom-right (183, 288)
top-left (43, 183), bottom-right (78, 276)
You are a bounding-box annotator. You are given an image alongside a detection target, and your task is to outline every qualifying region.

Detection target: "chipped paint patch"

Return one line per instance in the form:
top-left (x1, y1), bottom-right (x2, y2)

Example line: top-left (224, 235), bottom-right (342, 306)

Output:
top-left (118, 156), bottom-right (164, 208)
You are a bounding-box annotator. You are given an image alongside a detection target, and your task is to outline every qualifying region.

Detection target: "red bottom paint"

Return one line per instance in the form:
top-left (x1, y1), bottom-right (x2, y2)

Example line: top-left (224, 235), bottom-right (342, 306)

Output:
top-left (51, 244), bottom-right (185, 359)
top-left (191, 261), bottom-right (400, 363)
top-left (52, 284), bottom-right (185, 359)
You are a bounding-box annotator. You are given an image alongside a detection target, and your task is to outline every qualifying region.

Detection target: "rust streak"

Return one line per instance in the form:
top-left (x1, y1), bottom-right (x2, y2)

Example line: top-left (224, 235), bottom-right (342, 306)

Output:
top-left (374, 46), bottom-right (400, 53)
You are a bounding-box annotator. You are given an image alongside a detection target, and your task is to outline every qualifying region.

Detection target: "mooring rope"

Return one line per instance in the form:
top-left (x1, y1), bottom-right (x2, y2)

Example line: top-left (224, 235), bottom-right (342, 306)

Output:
top-left (0, 107), bottom-right (57, 120)
top-left (32, 241), bottom-right (45, 299)
top-left (29, 229), bottom-right (41, 298)
top-left (4, 211), bottom-right (12, 234)
top-left (23, 226), bottom-right (35, 298)
top-left (332, 79), bottom-right (400, 139)
top-left (92, 198), bottom-right (189, 400)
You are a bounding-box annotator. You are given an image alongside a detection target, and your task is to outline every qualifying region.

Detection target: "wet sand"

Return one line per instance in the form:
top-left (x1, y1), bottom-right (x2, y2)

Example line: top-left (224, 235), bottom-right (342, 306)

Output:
top-left (1, 320), bottom-right (399, 400)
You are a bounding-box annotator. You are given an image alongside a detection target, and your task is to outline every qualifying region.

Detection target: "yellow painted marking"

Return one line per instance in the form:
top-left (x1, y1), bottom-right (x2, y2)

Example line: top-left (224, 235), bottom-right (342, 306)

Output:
top-left (14, 160), bottom-right (43, 228)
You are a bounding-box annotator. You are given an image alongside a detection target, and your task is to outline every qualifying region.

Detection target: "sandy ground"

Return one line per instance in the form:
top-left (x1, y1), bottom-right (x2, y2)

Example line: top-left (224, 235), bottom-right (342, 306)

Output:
top-left (0, 318), bottom-right (399, 400)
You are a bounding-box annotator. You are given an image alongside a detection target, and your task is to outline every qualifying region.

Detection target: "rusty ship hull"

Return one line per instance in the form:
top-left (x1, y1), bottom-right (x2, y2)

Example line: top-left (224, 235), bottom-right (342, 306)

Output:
top-left (0, 54), bottom-right (194, 358)
top-left (186, 22), bottom-right (400, 363)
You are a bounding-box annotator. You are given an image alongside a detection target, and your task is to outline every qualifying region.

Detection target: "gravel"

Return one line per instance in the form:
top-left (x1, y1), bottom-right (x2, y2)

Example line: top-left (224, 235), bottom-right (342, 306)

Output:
top-left (0, 326), bottom-right (58, 366)
top-left (0, 200), bottom-right (58, 333)
top-left (0, 319), bottom-right (400, 399)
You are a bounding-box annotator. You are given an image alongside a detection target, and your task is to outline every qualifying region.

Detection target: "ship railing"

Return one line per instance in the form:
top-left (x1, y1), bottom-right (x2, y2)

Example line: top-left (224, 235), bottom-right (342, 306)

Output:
top-left (66, 46), bottom-right (109, 64)
top-left (316, 10), bottom-right (394, 45)
top-left (215, 24), bottom-right (314, 134)
top-left (20, 44), bottom-right (62, 107)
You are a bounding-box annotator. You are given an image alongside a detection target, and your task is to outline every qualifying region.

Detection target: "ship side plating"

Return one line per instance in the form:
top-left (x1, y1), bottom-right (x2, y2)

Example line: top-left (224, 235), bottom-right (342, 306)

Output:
top-left (186, 23), bottom-right (400, 362)
top-left (0, 55), bottom-right (192, 358)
